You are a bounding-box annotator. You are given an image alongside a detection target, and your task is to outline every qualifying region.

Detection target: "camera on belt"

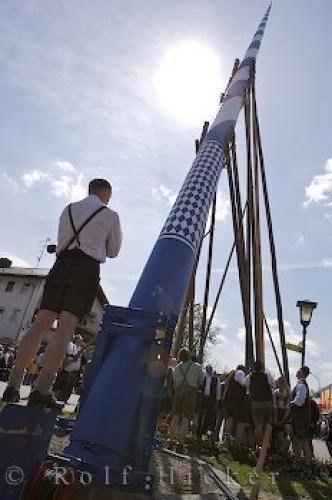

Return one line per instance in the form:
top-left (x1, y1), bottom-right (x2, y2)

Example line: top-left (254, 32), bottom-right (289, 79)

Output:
top-left (47, 244), bottom-right (57, 254)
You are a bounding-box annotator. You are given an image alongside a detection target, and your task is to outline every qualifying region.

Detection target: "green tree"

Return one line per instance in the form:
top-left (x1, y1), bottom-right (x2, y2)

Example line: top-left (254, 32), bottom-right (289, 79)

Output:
top-left (175, 303), bottom-right (220, 363)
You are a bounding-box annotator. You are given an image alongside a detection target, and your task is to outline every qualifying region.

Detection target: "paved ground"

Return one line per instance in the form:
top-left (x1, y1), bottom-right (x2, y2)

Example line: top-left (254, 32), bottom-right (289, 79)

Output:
top-left (312, 438), bottom-right (331, 463)
top-left (0, 381), bottom-right (79, 413)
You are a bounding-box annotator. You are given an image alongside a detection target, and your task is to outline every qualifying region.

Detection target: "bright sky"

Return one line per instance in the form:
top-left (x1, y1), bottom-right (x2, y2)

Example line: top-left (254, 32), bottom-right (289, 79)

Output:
top-left (1, 0), bottom-right (332, 389)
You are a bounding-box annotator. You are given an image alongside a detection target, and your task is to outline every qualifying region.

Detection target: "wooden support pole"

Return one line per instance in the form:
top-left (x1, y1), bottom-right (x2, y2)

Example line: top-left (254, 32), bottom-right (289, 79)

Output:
top-left (227, 140), bottom-right (253, 369)
top-left (199, 191), bottom-right (217, 363)
top-left (251, 72), bottom-right (290, 383)
top-left (251, 81), bottom-right (265, 367)
top-left (244, 87), bottom-right (255, 368)
top-left (249, 424), bottom-right (272, 500)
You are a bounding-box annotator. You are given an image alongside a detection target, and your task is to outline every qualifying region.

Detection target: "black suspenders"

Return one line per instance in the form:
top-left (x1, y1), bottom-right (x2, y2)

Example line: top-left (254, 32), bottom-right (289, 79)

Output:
top-left (64, 204), bottom-right (106, 251)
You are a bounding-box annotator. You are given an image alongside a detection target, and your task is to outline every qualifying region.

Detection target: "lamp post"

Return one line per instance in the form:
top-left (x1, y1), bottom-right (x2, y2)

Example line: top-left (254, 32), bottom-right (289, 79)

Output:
top-left (296, 299), bottom-right (317, 366)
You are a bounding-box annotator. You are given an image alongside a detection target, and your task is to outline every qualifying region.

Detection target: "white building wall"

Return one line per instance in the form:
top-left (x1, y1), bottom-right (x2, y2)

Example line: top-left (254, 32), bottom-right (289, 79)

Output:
top-left (0, 275), bottom-right (45, 341)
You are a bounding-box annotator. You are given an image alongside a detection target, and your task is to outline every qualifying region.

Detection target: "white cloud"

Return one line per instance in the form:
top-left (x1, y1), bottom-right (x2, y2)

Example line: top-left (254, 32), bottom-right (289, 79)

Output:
top-left (152, 184), bottom-right (177, 206)
top-left (20, 163), bottom-right (86, 202)
top-left (55, 161), bottom-right (76, 173)
top-left (215, 189), bottom-right (230, 221)
top-left (294, 233), bottom-right (304, 245)
top-left (321, 258), bottom-right (332, 268)
top-left (2, 173), bottom-right (19, 193)
top-left (22, 169), bottom-right (49, 187)
top-left (304, 158), bottom-right (332, 205)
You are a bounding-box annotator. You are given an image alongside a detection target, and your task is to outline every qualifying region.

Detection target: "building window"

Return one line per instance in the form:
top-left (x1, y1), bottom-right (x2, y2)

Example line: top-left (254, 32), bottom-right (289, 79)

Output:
top-left (10, 309), bottom-right (21, 323)
top-left (0, 308), bottom-right (5, 321)
top-left (5, 281), bottom-right (15, 292)
top-left (20, 282), bottom-right (32, 294)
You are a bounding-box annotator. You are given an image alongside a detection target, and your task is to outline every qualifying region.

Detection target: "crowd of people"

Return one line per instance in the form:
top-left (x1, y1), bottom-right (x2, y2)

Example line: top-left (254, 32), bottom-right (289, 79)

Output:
top-left (0, 335), bottom-right (87, 404)
top-left (161, 348), bottom-right (332, 475)
top-left (0, 345), bottom-right (15, 381)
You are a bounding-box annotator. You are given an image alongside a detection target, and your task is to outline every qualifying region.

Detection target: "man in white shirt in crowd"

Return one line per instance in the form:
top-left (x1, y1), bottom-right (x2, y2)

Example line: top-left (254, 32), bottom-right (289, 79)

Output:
top-left (214, 373), bottom-right (226, 442)
top-left (56, 335), bottom-right (85, 403)
top-left (290, 365), bottom-right (312, 472)
top-left (3, 178), bottom-right (122, 408)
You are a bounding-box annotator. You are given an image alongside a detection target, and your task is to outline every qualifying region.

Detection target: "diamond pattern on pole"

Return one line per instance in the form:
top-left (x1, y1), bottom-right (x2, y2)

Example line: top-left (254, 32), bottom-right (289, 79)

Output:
top-left (159, 140), bottom-right (226, 253)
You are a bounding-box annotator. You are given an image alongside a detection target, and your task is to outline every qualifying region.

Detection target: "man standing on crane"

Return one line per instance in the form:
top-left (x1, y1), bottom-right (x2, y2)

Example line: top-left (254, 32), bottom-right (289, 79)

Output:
top-left (2, 178), bottom-right (122, 408)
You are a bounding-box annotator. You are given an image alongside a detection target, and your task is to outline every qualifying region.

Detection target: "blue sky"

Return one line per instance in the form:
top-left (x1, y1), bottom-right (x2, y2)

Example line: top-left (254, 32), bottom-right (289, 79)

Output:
top-left (1, 0), bottom-right (332, 389)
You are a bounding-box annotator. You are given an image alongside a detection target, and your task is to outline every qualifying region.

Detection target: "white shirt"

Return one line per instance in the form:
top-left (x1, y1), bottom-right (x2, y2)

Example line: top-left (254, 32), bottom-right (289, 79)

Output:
top-left (56, 194), bottom-right (122, 263)
top-left (64, 342), bottom-right (82, 373)
top-left (234, 369), bottom-right (246, 386)
top-left (291, 379), bottom-right (308, 407)
top-left (173, 361), bottom-right (204, 389)
top-left (3, 352), bottom-right (11, 367)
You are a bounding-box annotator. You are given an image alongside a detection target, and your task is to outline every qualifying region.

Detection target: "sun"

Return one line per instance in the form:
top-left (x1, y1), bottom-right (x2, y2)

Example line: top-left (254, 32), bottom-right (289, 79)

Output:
top-left (154, 40), bottom-right (224, 126)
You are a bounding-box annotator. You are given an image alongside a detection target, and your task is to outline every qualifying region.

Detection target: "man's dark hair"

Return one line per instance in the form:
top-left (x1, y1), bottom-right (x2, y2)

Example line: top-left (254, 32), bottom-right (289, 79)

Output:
top-left (178, 348), bottom-right (190, 363)
top-left (301, 365), bottom-right (310, 377)
top-left (236, 364), bottom-right (246, 372)
top-left (253, 360), bottom-right (264, 372)
top-left (88, 178), bottom-right (111, 194)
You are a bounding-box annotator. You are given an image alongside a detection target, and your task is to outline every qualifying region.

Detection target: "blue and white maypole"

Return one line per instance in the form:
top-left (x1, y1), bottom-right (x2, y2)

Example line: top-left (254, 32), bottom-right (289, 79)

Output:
top-left (65, 3), bottom-right (272, 483)
top-left (130, 3), bottom-right (271, 314)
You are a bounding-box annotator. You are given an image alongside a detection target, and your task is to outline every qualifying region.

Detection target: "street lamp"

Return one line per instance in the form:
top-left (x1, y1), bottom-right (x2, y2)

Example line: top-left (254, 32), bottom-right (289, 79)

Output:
top-left (296, 299), bottom-right (317, 366)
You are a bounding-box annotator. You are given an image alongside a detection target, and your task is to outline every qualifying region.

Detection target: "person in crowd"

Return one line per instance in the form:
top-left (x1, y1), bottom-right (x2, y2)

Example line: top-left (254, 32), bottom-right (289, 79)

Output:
top-left (160, 356), bottom-right (177, 417)
top-left (197, 364), bottom-right (218, 437)
top-left (2, 178), bottom-right (122, 408)
top-left (308, 398), bottom-right (320, 454)
top-left (222, 365), bottom-right (247, 443)
top-left (55, 335), bottom-right (86, 403)
top-left (319, 414), bottom-right (329, 439)
top-left (0, 347), bottom-right (6, 381)
top-left (36, 346), bottom-right (45, 372)
top-left (290, 365), bottom-right (312, 473)
top-left (326, 412), bottom-right (332, 458)
top-left (245, 360), bottom-right (275, 447)
top-left (169, 348), bottom-right (204, 453)
top-left (272, 376), bottom-right (292, 453)
top-left (213, 373), bottom-right (226, 442)
top-left (0, 346), bottom-right (14, 382)
top-left (24, 356), bottom-right (39, 385)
